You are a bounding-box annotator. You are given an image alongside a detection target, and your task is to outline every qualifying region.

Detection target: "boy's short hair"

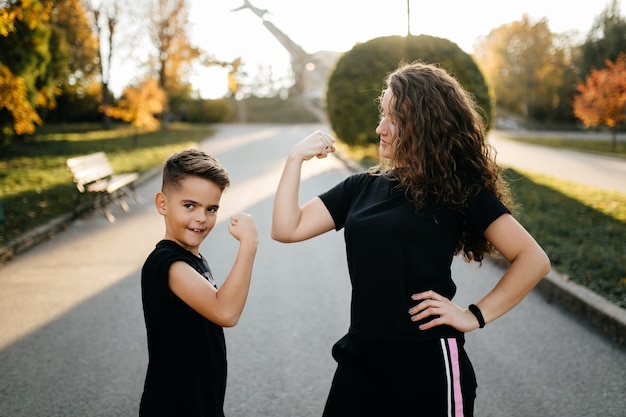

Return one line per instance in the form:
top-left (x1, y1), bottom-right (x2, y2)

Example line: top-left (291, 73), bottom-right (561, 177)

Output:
top-left (162, 149), bottom-right (230, 192)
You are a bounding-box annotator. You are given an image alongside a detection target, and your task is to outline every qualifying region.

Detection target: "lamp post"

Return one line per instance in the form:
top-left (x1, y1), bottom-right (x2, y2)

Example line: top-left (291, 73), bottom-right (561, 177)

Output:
top-left (407, 0), bottom-right (411, 36)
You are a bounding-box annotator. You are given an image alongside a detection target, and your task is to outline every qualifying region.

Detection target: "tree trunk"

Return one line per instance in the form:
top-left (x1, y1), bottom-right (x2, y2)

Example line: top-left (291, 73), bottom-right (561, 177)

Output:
top-left (611, 126), bottom-right (617, 152)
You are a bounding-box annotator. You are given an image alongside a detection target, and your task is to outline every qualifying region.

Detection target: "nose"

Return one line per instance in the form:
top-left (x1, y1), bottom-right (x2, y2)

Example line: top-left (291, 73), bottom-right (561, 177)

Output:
top-left (375, 119), bottom-right (384, 136)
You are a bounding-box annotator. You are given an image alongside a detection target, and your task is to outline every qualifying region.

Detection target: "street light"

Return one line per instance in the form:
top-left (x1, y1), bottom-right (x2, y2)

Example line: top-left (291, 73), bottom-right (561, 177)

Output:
top-left (407, 0), bottom-right (412, 36)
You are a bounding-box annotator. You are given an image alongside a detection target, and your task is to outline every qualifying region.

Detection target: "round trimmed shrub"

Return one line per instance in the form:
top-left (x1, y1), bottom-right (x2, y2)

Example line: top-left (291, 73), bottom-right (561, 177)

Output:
top-left (326, 35), bottom-right (492, 147)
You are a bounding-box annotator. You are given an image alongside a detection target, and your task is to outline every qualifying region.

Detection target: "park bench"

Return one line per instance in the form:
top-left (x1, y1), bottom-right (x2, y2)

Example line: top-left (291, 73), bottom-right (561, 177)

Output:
top-left (66, 152), bottom-right (141, 222)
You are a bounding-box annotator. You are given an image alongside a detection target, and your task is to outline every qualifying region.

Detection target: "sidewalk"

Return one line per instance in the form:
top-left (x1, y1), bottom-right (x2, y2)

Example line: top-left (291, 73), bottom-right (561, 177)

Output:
top-left (1, 130), bottom-right (625, 346)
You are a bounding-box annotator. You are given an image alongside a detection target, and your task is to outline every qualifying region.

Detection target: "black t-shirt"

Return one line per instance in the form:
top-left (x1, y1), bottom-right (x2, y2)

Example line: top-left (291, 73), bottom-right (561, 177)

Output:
top-left (319, 172), bottom-right (510, 342)
top-left (140, 240), bottom-right (226, 417)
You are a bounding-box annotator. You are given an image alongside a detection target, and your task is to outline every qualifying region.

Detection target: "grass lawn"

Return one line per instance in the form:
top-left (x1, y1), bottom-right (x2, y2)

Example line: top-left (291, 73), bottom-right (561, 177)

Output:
top-left (505, 168), bottom-right (626, 308)
top-left (0, 122), bottom-right (216, 246)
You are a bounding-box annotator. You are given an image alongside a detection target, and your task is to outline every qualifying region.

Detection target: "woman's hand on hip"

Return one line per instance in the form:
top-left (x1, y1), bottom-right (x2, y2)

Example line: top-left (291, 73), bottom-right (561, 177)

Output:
top-left (408, 290), bottom-right (481, 332)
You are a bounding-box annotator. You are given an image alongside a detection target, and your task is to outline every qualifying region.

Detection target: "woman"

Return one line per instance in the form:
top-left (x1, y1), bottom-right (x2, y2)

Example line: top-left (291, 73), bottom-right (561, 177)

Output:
top-left (271, 62), bottom-right (550, 417)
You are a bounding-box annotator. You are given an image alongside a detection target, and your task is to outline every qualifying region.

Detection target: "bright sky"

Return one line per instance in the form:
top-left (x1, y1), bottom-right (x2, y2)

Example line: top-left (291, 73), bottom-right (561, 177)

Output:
top-left (111, 0), bottom-right (624, 98)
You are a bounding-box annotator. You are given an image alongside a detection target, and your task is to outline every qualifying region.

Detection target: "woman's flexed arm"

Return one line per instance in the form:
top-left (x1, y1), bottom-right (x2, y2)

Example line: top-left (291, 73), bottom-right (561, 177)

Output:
top-left (271, 131), bottom-right (337, 243)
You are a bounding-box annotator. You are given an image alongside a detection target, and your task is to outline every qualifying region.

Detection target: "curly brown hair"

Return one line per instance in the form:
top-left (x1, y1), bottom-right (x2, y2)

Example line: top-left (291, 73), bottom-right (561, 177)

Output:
top-left (373, 61), bottom-right (513, 262)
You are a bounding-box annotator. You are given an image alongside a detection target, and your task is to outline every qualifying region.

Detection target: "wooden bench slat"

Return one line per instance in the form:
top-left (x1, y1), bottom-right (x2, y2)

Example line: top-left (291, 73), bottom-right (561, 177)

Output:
top-left (105, 173), bottom-right (139, 193)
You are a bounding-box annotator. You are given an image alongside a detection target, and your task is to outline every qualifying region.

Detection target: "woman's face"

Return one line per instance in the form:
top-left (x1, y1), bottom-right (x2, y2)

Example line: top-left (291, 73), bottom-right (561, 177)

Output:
top-left (375, 88), bottom-right (396, 160)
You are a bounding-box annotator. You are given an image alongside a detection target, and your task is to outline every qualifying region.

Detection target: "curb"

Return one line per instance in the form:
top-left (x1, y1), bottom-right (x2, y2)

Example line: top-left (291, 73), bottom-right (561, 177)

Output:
top-left (490, 256), bottom-right (626, 346)
top-left (0, 165), bottom-right (162, 267)
top-left (536, 270), bottom-right (626, 346)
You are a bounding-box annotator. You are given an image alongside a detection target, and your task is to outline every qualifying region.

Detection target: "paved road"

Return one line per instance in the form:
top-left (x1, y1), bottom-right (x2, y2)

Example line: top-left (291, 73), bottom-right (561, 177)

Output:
top-left (489, 130), bottom-right (626, 193)
top-left (0, 124), bottom-right (624, 417)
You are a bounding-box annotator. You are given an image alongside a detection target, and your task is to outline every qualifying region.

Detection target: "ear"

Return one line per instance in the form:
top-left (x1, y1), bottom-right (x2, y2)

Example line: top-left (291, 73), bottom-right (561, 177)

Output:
top-left (155, 192), bottom-right (167, 215)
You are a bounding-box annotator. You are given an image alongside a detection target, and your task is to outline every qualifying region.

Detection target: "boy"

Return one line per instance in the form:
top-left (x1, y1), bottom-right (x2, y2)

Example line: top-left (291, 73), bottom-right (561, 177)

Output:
top-left (139, 149), bottom-right (258, 417)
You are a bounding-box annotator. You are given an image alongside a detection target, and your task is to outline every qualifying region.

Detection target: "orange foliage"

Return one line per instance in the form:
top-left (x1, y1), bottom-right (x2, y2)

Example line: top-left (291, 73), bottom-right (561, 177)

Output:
top-left (573, 53), bottom-right (626, 129)
top-left (0, 65), bottom-right (42, 135)
top-left (101, 78), bottom-right (166, 130)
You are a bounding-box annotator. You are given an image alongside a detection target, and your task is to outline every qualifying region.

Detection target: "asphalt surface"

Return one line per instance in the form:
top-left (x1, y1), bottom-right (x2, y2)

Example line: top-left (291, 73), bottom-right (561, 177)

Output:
top-left (0, 124), bottom-right (624, 417)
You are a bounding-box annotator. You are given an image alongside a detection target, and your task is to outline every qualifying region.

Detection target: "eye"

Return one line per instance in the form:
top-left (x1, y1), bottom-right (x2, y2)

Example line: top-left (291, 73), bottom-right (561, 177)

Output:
top-left (207, 206), bottom-right (218, 213)
top-left (183, 203), bottom-right (194, 209)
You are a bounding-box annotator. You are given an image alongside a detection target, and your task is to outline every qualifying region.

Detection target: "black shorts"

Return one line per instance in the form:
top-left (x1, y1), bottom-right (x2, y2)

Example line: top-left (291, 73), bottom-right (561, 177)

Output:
top-left (322, 333), bottom-right (477, 417)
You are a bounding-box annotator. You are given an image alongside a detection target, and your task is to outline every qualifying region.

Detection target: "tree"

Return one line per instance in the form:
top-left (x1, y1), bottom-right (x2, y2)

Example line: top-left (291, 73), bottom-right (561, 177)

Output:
top-left (0, 0), bottom-right (67, 143)
top-left (103, 78), bottom-right (166, 130)
top-left (474, 15), bottom-right (576, 122)
top-left (50, 0), bottom-right (99, 90)
top-left (87, 0), bottom-right (122, 129)
top-left (148, 0), bottom-right (199, 95)
top-left (578, 0), bottom-right (626, 77)
top-left (327, 35), bottom-right (490, 148)
top-left (47, 0), bottom-right (100, 123)
top-left (573, 53), bottom-right (626, 152)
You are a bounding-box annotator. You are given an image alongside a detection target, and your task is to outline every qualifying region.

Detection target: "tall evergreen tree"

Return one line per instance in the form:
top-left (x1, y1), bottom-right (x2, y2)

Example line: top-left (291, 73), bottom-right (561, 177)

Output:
top-left (578, 0), bottom-right (626, 77)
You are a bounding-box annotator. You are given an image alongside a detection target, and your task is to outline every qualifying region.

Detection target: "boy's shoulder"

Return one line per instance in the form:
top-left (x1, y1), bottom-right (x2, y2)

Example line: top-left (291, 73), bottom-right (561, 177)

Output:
top-left (143, 240), bottom-right (208, 279)
top-left (144, 240), bottom-right (193, 272)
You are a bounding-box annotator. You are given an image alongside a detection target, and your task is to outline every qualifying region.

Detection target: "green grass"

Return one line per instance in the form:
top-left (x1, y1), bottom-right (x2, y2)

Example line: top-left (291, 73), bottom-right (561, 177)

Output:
top-left (0, 122), bottom-right (216, 245)
top-left (505, 169), bottom-right (625, 308)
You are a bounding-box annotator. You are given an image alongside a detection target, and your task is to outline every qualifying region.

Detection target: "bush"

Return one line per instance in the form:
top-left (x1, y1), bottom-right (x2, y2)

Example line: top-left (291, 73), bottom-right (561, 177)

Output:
top-left (171, 98), bottom-right (235, 123)
top-left (327, 35), bottom-right (492, 147)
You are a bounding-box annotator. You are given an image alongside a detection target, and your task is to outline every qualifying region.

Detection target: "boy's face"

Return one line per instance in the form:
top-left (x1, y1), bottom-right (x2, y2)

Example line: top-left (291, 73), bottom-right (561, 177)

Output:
top-left (156, 175), bottom-right (223, 256)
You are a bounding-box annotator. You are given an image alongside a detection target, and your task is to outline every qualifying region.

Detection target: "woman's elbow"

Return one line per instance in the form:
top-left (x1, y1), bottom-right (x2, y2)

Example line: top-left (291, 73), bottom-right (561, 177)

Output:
top-left (271, 228), bottom-right (296, 243)
top-left (539, 250), bottom-right (551, 277)
top-left (527, 246), bottom-right (551, 281)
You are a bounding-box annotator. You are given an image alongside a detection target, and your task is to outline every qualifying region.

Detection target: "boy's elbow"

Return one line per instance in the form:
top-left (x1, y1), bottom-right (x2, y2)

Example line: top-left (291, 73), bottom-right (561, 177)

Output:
top-left (216, 312), bottom-right (241, 328)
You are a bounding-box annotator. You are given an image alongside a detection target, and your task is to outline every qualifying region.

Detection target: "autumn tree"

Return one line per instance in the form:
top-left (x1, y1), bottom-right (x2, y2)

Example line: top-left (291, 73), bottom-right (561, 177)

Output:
top-left (573, 53), bottom-right (626, 152)
top-left (103, 78), bottom-right (166, 130)
top-left (48, 0), bottom-right (100, 122)
top-left (474, 15), bottom-right (577, 122)
top-left (578, 0), bottom-right (626, 78)
top-left (87, 0), bottom-right (122, 128)
top-left (0, 0), bottom-right (67, 143)
top-left (148, 0), bottom-right (199, 95)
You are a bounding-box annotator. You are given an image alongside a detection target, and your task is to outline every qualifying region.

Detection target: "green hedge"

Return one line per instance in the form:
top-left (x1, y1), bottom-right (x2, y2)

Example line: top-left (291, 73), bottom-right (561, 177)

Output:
top-left (327, 35), bottom-right (492, 147)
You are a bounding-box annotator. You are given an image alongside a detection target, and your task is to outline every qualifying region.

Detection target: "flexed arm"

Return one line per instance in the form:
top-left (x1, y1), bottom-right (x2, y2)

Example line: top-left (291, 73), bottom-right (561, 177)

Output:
top-left (271, 130), bottom-right (337, 243)
top-left (169, 213), bottom-right (258, 327)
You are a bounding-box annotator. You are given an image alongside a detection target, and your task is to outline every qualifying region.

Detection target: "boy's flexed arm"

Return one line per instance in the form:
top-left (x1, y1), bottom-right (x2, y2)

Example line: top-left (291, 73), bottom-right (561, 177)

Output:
top-left (169, 212), bottom-right (258, 327)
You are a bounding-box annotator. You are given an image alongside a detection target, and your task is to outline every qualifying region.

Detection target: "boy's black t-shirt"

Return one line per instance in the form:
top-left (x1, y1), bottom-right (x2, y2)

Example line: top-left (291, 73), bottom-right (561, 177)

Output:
top-left (319, 172), bottom-right (510, 342)
top-left (140, 239), bottom-right (226, 417)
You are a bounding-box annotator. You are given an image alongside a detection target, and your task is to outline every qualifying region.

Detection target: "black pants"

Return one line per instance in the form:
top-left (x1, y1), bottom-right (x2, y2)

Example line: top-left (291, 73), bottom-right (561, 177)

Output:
top-left (322, 333), bottom-right (477, 417)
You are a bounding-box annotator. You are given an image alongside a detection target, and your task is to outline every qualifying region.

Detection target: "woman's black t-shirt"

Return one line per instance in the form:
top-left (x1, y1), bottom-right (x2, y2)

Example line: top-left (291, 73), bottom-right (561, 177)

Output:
top-left (140, 239), bottom-right (226, 417)
top-left (319, 172), bottom-right (510, 342)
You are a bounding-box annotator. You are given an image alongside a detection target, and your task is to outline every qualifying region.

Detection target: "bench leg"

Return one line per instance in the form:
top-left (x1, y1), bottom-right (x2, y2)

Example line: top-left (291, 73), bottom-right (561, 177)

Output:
top-left (126, 185), bottom-right (142, 204)
top-left (102, 205), bottom-right (116, 222)
top-left (119, 197), bottom-right (130, 212)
